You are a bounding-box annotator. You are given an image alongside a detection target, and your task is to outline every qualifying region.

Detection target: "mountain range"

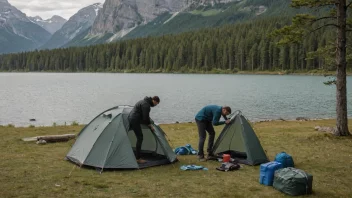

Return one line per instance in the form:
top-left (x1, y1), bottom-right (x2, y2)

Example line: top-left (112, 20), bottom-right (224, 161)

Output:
top-left (28, 15), bottom-right (67, 34)
top-left (0, 0), bottom-right (51, 54)
top-left (0, 0), bottom-right (293, 54)
top-left (40, 3), bottom-right (102, 50)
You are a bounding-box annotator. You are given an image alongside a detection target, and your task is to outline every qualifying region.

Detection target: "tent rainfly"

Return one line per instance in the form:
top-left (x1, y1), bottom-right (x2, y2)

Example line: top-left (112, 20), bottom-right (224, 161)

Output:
top-left (212, 111), bottom-right (269, 165)
top-left (66, 106), bottom-right (178, 171)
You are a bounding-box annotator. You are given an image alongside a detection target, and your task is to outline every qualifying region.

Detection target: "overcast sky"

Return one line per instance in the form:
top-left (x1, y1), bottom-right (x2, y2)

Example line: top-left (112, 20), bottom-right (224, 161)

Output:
top-left (8, 0), bottom-right (105, 20)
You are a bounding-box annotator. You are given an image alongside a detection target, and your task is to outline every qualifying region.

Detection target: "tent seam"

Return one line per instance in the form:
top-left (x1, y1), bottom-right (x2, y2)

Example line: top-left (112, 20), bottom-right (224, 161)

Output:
top-left (228, 115), bottom-right (239, 151)
top-left (82, 111), bottom-right (123, 166)
top-left (101, 119), bottom-right (122, 171)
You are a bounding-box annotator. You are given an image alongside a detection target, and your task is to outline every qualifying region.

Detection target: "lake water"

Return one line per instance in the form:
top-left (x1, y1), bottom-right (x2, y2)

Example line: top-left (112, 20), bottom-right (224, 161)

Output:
top-left (1, 73), bottom-right (351, 127)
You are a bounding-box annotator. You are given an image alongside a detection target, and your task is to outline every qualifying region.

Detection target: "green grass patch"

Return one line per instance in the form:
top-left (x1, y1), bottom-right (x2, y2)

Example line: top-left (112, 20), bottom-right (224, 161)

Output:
top-left (1, 120), bottom-right (352, 197)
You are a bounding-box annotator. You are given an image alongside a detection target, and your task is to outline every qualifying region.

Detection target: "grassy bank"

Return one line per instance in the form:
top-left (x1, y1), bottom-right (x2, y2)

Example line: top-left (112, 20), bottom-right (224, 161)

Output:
top-left (1, 120), bottom-right (352, 198)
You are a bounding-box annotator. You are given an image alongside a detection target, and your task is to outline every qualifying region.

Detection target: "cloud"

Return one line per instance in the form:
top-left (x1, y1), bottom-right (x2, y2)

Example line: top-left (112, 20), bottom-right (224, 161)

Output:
top-left (8, 0), bottom-right (105, 19)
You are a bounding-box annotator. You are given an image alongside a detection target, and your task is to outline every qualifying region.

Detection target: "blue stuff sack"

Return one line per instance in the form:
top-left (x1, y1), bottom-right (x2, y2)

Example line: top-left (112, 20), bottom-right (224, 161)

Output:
top-left (174, 144), bottom-right (197, 155)
top-left (259, 161), bottom-right (283, 186)
top-left (274, 152), bottom-right (294, 168)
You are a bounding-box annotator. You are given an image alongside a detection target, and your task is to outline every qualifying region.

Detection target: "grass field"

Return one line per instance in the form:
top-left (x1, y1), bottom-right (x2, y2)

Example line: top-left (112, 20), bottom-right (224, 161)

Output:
top-left (1, 119), bottom-right (352, 198)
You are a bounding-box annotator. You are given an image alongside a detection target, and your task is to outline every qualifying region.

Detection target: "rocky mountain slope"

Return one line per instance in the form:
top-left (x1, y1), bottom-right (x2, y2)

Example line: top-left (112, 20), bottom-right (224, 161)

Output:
top-left (64, 0), bottom-right (279, 47)
top-left (0, 0), bottom-right (51, 54)
top-left (40, 3), bottom-right (102, 50)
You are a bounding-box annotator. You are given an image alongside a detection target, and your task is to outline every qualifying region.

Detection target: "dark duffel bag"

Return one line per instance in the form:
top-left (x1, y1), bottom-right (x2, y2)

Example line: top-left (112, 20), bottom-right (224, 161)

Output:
top-left (273, 167), bottom-right (313, 196)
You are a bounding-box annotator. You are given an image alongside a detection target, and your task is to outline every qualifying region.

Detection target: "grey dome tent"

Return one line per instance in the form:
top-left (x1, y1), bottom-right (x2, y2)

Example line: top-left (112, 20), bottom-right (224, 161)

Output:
top-left (66, 106), bottom-right (178, 171)
top-left (212, 111), bottom-right (269, 166)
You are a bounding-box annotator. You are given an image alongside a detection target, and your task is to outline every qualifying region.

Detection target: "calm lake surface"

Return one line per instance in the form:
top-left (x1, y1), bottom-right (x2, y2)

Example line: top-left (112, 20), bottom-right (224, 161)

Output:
top-left (1, 73), bottom-right (352, 127)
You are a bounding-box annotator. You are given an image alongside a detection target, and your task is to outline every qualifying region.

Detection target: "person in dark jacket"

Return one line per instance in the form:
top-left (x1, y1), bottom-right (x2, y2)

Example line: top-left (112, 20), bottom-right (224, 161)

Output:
top-left (195, 105), bottom-right (231, 161)
top-left (128, 96), bottom-right (160, 164)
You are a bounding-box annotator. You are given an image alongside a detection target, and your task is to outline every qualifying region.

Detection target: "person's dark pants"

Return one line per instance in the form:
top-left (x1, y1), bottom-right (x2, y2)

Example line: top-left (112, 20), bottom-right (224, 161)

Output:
top-left (195, 119), bottom-right (215, 157)
top-left (129, 119), bottom-right (143, 160)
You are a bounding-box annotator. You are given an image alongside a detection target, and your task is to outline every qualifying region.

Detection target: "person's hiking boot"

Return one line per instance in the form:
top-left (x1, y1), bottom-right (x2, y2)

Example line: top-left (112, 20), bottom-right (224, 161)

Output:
top-left (197, 154), bottom-right (206, 162)
top-left (206, 154), bottom-right (217, 161)
top-left (137, 159), bottom-right (147, 164)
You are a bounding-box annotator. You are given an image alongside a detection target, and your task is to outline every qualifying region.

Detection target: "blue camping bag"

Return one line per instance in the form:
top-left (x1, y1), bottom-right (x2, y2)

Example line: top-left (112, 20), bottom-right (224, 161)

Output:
top-left (174, 144), bottom-right (197, 155)
top-left (274, 152), bottom-right (294, 168)
top-left (260, 161), bottom-right (283, 186)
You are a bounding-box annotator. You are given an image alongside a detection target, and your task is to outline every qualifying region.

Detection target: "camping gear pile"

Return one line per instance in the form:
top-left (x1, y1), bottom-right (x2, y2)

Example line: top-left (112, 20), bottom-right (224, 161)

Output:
top-left (216, 162), bottom-right (241, 172)
top-left (259, 152), bottom-right (313, 196)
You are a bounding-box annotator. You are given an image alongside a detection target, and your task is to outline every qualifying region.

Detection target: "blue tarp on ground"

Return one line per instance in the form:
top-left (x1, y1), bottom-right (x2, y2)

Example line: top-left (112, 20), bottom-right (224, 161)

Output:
top-left (180, 165), bottom-right (208, 171)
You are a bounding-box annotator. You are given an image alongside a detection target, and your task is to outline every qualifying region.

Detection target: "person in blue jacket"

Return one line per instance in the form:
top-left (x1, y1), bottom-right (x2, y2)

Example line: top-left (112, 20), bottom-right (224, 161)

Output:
top-left (195, 105), bottom-right (231, 161)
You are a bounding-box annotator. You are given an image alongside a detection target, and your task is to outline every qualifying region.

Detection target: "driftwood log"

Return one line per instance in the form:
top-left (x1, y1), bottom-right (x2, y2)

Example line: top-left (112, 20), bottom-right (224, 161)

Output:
top-left (314, 126), bottom-right (337, 135)
top-left (22, 134), bottom-right (76, 143)
top-left (37, 134), bottom-right (76, 143)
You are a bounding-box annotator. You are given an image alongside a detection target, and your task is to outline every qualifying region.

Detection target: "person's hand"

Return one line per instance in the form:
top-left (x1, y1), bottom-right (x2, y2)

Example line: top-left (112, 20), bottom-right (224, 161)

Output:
top-left (225, 120), bottom-right (231, 124)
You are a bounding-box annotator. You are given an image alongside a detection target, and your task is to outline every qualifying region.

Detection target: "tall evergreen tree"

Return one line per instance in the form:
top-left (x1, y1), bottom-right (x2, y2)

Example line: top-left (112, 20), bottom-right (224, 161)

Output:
top-left (273, 0), bottom-right (352, 136)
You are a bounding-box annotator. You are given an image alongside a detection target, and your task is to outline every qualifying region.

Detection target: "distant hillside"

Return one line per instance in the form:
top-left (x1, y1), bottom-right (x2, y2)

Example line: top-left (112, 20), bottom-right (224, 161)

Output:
top-left (64, 0), bottom-right (295, 47)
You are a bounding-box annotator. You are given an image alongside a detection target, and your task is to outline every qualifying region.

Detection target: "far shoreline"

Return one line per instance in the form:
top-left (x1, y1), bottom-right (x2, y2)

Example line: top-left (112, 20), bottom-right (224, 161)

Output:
top-left (2, 117), bottom-right (346, 128)
top-left (0, 71), bottom-right (352, 77)
top-left (0, 69), bottom-right (349, 76)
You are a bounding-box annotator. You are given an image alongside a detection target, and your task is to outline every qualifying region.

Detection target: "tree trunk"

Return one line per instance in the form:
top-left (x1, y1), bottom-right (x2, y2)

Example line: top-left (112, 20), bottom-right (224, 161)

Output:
top-left (335, 0), bottom-right (350, 136)
top-left (241, 50), bottom-right (243, 71)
